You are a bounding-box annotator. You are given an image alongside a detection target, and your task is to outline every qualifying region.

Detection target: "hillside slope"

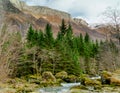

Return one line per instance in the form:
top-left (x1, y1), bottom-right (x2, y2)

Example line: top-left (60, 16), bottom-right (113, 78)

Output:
top-left (0, 0), bottom-right (105, 40)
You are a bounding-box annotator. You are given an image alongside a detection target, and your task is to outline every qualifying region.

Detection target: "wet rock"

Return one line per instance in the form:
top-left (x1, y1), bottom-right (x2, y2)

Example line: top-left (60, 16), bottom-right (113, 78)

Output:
top-left (64, 75), bottom-right (79, 83)
top-left (55, 71), bottom-right (68, 79)
top-left (80, 74), bottom-right (101, 88)
top-left (101, 71), bottom-right (112, 84)
top-left (110, 77), bottom-right (120, 86)
top-left (84, 78), bottom-right (101, 86)
top-left (42, 71), bottom-right (56, 82)
top-left (80, 74), bottom-right (89, 85)
top-left (41, 71), bottom-right (57, 87)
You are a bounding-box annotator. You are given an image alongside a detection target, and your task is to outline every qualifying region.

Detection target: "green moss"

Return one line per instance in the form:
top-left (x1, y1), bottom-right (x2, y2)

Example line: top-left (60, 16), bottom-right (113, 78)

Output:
top-left (55, 71), bottom-right (68, 79)
top-left (42, 71), bottom-right (56, 82)
top-left (71, 85), bottom-right (88, 90)
top-left (101, 71), bottom-right (112, 79)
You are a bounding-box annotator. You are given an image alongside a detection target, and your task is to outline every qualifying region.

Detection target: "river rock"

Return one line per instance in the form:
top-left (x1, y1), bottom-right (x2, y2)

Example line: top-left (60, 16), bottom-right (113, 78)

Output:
top-left (84, 78), bottom-right (101, 86)
top-left (101, 71), bottom-right (112, 84)
top-left (64, 75), bottom-right (78, 83)
top-left (42, 71), bottom-right (56, 82)
top-left (80, 74), bottom-right (101, 86)
top-left (110, 77), bottom-right (120, 85)
top-left (55, 71), bottom-right (68, 79)
top-left (41, 71), bottom-right (57, 87)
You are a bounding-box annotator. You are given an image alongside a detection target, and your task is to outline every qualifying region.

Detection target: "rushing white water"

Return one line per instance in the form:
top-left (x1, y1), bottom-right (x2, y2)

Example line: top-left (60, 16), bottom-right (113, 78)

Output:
top-left (61, 82), bottom-right (81, 87)
top-left (39, 76), bottom-right (101, 93)
top-left (39, 83), bottom-right (81, 93)
top-left (90, 76), bottom-right (101, 80)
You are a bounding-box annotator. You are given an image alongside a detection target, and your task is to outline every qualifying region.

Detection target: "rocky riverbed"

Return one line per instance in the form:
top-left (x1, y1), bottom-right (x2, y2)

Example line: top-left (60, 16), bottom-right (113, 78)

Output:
top-left (1, 70), bottom-right (120, 93)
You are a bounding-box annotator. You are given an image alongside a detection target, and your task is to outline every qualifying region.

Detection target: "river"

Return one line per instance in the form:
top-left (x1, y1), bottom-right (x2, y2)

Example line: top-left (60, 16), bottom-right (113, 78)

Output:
top-left (39, 82), bottom-right (81, 93)
top-left (39, 76), bottom-right (101, 93)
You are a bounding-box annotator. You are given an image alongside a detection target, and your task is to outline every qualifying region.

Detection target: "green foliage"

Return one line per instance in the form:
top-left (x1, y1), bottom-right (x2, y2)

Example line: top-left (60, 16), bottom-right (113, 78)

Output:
top-left (66, 24), bottom-right (73, 39)
top-left (84, 33), bottom-right (90, 43)
top-left (27, 24), bottom-right (55, 48)
top-left (37, 30), bottom-right (45, 47)
top-left (20, 20), bottom-right (100, 77)
top-left (27, 25), bottom-right (34, 46)
top-left (44, 23), bottom-right (54, 48)
top-left (59, 19), bottom-right (67, 36)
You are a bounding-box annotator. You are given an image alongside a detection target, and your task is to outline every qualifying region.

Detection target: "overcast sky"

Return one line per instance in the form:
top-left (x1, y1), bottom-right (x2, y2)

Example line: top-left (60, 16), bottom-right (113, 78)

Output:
top-left (21, 0), bottom-right (120, 24)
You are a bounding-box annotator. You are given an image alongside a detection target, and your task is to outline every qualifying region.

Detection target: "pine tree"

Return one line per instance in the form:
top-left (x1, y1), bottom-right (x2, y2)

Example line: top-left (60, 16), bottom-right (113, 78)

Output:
top-left (84, 33), bottom-right (90, 43)
top-left (66, 24), bottom-right (73, 39)
top-left (59, 19), bottom-right (67, 36)
top-left (38, 30), bottom-right (44, 47)
top-left (27, 25), bottom-right (34, 42)
top-left (56, 20), bottom-right (67, 50)
top-left (78, 33), bottom-right (84, 55)
top-left (66, 24), bottom-right (73, 48)
top-left (33, 30), bottom-right (39, 45)
top-left (27, 25), bottom-right (36, 47)
top-left (44, 23), bottom-right (54, 48)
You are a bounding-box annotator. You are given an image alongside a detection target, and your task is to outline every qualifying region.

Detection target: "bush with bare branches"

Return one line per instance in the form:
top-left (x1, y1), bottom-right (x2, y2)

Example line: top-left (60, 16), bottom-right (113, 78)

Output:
top-left (0, 24), bottom-right (22, 82)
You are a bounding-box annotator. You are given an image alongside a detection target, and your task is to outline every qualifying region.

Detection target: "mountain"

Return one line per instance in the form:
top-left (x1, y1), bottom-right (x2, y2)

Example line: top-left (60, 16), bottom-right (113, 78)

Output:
top-left (0, 0), bottom-right (105, 40)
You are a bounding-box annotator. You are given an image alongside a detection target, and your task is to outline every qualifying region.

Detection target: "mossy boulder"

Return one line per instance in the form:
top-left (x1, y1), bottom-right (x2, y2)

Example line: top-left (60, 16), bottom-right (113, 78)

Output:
top-left (41, 71), bottom-right (57, 87)
top-left (42, 71), bottom-right (56, 82)
top-left (80, 74), bottom-right (89, 85)
top-left (55, 71), bottom-right (68, 79)
top-left (110, 77), bottom-right (120, 86)
top-left (101, 71), bottom-right (112, 79)
top-left (101, 71), bottom-right (112, 84)
top-left (84, 78), bottom-right (101, 86)
top-left (64, 75), bottom-right (79, 83)
top-left (80, 74), bottom-right (101, 86)
top-left (56, 78), bottom-right (64, 83)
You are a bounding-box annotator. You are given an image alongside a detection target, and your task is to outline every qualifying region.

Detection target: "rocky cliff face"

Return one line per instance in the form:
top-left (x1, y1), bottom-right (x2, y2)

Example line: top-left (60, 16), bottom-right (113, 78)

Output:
top-left (10, 0), bottom-right (71, 23)
top-left (10, 0), bottom-right (24, 9)
top-left (73, 18), bottom-right (88, 26)
top-left (0, 0), bottom-right (105, 40)
top-left (2, 0), bottom-right (21, 13)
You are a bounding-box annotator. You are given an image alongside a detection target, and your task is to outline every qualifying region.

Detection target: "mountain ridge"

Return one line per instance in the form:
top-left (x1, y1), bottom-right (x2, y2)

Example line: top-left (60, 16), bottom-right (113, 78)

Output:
top-left (0, 0), bottom-right (105, 40)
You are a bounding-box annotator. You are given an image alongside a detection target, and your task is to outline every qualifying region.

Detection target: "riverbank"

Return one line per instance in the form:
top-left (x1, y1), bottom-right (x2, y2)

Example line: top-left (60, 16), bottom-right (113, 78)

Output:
top-left (0, 78), bottom-right (39, 93)
top-left (1, 69), bottom-right (120, 93)
top-left (70, 69), bottom-right (120, 93)
top-left (70, 85), bottom-right (120, 93)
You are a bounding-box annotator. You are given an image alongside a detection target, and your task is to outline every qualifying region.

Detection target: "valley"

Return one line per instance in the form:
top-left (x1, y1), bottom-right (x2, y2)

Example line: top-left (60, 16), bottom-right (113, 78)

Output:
top-left (0, 0), bottom-right (120, 93)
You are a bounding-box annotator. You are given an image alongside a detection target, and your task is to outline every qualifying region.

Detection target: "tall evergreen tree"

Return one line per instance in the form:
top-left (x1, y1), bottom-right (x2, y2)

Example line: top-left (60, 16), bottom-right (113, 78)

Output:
top-left (27, 25), bottom-right (37, 47)
top-left (38, 30), bottom-right (44, 47)
top-left (59, 19), bottom-right (67, 36)
top-left (84, 33), bottom-right (90, 43)
top-left (27, 25), bottom-right (34, 42)
top-left (67, 24), bottom-right (73, 36)
top-left (44, 23), bottom-right (54, 48)
top-left (78, 33), bottom-right (84, 55)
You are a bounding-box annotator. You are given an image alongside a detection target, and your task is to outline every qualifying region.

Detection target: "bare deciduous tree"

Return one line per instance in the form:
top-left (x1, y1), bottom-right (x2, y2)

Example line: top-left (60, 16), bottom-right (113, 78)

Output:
top-left (0, 24), bottom-right (22, 81)
top-left (103, 6), bottom-right (120, 44)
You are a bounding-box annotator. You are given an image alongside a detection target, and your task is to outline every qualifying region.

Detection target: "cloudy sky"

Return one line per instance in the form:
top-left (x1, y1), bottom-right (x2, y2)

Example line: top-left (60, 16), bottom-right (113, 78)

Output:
top-left (21, 0), bottom-right (120, 24)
